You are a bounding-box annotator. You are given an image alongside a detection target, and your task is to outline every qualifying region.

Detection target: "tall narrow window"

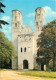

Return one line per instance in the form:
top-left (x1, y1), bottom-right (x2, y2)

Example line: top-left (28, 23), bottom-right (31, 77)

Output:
top-left (21, 48), bottom-right (22, 52)
top-left (15, 23), bottom-right (17, 27)
top-left (36, 22), bottom-right (38, 25)
top-left (38, 27), bottom-right (39, 30)
top-left (24, 47), bottom-right (26, 52)
top-left (15, 16), bottom-right (17, 20)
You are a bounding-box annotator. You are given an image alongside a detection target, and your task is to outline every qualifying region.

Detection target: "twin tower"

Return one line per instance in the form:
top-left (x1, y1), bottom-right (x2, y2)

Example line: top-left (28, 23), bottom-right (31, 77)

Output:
top-left (12, 7), bottom-right (45, 32)
top-left (12, 7), bottom-right (45, 70)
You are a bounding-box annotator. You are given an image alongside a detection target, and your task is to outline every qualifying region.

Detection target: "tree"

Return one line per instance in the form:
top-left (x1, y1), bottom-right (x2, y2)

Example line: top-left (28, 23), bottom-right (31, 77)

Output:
top-left (0, 31), bottom-right (16, 68)
top-left (36, 20), bottom-right (56, 71)
top-left (0, 1), bottom-right (9, 28)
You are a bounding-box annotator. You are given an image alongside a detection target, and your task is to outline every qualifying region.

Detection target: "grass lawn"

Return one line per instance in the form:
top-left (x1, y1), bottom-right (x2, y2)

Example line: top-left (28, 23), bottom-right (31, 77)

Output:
top-left (21, 70), bottom-right (56, 79)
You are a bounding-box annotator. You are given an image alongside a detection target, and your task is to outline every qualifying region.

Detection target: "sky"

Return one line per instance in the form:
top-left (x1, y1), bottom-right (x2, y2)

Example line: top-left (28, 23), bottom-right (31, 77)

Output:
top-left (0, 0), bottom-right (56, 41)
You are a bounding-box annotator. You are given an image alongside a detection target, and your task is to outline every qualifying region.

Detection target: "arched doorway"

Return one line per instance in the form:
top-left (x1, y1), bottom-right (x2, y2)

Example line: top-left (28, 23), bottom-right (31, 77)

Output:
top-left (41, 64), bottom-right (44, 71)
top-left (23, 60), bottom-right (28, 69)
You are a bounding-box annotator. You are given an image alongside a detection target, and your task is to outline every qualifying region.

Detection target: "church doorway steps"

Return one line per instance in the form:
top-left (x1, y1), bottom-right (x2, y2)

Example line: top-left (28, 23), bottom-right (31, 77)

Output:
top-left (23, 60), bottom-right (28, 69)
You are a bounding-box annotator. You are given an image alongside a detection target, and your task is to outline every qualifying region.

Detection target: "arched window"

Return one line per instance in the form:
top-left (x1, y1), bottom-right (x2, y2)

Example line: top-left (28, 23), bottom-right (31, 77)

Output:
top-left (21, 48), bottom-right (22, 52)
top-left (15, 23), bottom-right (17, 27)
top-left (24, 47), bottom-right (26, 52)
top-left (15, 16), bottom-right (17, 20)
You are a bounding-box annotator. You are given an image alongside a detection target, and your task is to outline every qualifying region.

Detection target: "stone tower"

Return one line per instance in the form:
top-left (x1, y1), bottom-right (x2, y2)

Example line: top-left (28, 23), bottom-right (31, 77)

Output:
top-left (12, 7), bottom-right (45, 70)
top-left (35, 7), bottom-right (45, 31)
top-left (12, 9), bottom-right (22, 29)
top-left (12, 10), bottom-right (22, 69)
top-left (34, 7), bottom-right (45, 70)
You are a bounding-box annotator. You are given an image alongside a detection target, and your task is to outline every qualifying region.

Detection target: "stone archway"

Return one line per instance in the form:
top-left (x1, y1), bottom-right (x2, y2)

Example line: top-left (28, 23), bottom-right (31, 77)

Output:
top-left (23, 60), bottom-right (28, 69)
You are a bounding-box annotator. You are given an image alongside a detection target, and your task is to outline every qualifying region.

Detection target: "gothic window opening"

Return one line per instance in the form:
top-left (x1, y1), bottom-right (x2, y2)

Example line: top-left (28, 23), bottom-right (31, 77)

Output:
top-left (21, 48), bottom-right (22, 52)
top-left (24, 47), bottom-right (26, 52)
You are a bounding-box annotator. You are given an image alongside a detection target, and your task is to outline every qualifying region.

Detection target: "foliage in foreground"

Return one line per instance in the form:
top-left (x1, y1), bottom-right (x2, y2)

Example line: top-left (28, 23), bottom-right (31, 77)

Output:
top-left (0, 31), bottom-right (16, 68)
top-left (36, 20), bottom-right (56, 71)
top-left (21, 71), bottom-right (56, 78)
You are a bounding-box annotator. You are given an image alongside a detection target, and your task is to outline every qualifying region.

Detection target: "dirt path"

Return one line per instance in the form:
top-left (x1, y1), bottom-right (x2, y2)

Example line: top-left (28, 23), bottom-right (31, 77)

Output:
top-left (0, 69), bottom-right (56, 80)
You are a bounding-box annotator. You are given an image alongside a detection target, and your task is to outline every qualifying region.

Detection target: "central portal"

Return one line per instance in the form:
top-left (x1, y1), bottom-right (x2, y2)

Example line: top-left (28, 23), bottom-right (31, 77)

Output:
top-left (23, 60), bottom-right (28, 69)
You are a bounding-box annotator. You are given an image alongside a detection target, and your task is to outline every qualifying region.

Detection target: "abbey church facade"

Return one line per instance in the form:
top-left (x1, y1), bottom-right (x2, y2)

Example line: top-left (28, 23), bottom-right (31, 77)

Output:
top-left (12, 7), bottom-right (46, 70)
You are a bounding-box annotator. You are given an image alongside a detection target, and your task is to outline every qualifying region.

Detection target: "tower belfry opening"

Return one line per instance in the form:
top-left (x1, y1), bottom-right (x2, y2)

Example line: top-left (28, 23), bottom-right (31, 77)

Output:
top-left (35, 7), bottom-right (45, 31)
